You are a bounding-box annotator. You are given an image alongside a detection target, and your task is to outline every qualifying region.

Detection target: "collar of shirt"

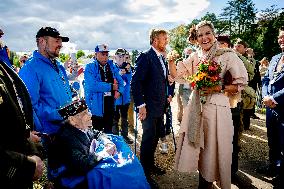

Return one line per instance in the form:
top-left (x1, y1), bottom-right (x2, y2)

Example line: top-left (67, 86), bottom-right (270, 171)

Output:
top-left (151, 46), bottom-right (163, 58)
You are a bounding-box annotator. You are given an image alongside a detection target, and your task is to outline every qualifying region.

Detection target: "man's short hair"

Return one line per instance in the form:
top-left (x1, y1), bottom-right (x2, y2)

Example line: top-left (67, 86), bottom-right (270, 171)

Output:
top-left (235, 38), bottom-right (248, 48)
top-left (149, 28), bottom-right (168, 45)
top-left (217, 35), bottom-right (231, 47)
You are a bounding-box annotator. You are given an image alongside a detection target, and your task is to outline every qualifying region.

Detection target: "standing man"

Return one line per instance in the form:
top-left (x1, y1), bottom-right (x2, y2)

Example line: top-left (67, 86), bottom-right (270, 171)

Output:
top-left (84, 44), bottom-right (124, 134)
top-left (113, 48), bottom-right (133, 144)
top-left (0, 59), bottom-right (44, 188)
top-left (234, 39), bottom-right (256, 131)
top-left (262, 26), bottom-right (284, 187)
top-left (131, 28), bottom-right (169, 188)
top-left (19, 27), bottom-right (72, 135)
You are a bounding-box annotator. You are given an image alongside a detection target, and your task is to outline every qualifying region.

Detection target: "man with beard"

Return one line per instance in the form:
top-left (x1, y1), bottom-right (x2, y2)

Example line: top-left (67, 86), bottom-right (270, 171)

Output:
top-left (19, 27), bottom-right (72, 137)
top-left (131, 28), bottom-right (169, 188)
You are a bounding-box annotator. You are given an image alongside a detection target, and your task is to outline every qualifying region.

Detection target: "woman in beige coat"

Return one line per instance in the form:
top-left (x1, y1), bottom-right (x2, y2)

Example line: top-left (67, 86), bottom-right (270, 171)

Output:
top-left (168, 21), bottom-right (248, 189)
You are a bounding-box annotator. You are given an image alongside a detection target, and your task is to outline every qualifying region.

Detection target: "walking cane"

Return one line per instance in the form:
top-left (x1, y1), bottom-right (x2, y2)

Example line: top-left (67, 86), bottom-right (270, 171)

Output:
top-left (168, 106), bottom-right (177, 152)
top-left (134, 106), bottom-right (138, 155)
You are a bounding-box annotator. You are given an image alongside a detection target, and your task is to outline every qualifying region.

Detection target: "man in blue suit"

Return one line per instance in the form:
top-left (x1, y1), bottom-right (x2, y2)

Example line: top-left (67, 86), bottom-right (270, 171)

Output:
top-left (262, 26), bottom-right (284, 187)
top-left (131, 28), bottom-right (169, 188)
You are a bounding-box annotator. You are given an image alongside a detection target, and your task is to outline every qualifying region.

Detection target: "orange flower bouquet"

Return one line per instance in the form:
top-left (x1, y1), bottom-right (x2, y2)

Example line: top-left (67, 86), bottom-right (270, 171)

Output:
top-left (188, 58), bottom-right (222, 103)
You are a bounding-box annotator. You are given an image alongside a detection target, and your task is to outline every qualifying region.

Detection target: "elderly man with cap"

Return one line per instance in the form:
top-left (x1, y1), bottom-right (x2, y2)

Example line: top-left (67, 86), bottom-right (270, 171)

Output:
top-left (84, 44), bottom-right (124, 134)
top-left (19, 27), bottom-right (72, 138)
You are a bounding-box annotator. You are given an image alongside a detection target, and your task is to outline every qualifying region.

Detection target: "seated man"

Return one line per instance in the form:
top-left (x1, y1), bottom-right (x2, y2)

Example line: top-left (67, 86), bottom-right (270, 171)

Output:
top-left (48, 99), bottom-right (150, 189)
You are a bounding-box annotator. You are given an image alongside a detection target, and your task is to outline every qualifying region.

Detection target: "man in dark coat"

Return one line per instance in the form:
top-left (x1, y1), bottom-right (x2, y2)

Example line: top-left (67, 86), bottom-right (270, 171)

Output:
top-left (0, 60), bottom-right (44, 188)
top-left (262, 26), bottom-right (284, 188)
top-left (131, 28), bottom-right (170, 188)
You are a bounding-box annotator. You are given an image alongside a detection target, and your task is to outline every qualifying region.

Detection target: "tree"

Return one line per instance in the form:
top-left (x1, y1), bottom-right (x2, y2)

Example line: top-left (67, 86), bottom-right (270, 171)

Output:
top-left (220, 0), bottom-right (256, 38)
top-left (131, 50), bottom-right (139, 66)
top-left (168, 24), bottom-right (189, 56)
top-left (59, 53), bottom-right (69, 63)
top-left (76, 50), bottom-right (85, 59)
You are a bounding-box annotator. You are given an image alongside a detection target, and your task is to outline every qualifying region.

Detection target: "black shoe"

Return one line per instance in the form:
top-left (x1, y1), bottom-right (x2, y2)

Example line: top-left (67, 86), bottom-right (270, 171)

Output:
top-left (256, 164), bottom-right (279, 177)
top-left (151, 165), bottom-right (166, 175)
top-left (123, 136), bottom-right (133, 144)
top-left (251, 114), bottom-right (260, 119)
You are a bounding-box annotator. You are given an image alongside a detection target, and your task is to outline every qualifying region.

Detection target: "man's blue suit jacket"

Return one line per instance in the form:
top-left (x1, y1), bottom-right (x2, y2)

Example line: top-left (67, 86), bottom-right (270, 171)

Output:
top-left (262, 52), bottom-right (284, 118)
top-left (131, 47), bottom-right (168, 117)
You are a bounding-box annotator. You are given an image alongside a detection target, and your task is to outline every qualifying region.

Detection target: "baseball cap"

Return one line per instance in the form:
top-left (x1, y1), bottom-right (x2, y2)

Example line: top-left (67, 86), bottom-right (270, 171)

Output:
top-left (0, 29), bottom-right (4, 35)
top-left (36, 27), bottom-right (69, 42)
top-left (95, 44), bottom-right (109, 52)
top-left (115, 48), bottom-right (126, 55)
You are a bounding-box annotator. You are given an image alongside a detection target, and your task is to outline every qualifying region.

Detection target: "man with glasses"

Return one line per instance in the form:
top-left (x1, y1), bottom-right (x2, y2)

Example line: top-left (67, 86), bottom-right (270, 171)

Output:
top-left (84, 44), bottom-right (124, 134)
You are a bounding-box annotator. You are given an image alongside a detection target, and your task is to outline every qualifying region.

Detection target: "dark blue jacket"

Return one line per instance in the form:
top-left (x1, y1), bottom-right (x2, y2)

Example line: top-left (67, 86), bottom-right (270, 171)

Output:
top-left (262, 52), bottom-right (284, 118)
top-left (131, 47), bottom-right (169, 117)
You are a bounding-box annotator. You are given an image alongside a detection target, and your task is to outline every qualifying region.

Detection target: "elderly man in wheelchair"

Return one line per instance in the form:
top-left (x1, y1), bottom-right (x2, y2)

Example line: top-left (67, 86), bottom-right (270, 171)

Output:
top-left (47, 99), bottom-right (150, 189)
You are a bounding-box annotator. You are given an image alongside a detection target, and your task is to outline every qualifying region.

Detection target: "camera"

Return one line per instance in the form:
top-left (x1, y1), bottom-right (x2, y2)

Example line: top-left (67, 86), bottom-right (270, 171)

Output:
top-left (119, 62), bottom-right (131, 74)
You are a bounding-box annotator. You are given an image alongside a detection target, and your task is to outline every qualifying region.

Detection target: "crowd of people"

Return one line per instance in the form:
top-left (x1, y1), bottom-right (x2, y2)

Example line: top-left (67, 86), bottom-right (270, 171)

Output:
top-left (0, 21), bottom-right (283, 189)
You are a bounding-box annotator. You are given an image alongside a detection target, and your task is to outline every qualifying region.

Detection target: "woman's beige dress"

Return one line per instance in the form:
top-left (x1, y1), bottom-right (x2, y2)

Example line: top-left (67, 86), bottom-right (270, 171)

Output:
top-left (174, 50), bottom-right (248, 189)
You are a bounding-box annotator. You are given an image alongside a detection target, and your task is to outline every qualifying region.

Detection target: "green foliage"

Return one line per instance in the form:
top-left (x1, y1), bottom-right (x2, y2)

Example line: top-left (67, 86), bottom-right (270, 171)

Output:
top-left (76, 50), bottom-right (85, 59)
top-left (59, 53), bottom-right (70, 63)
top-left (131, 49), bottom-right (139, 66)
top-left (168, 0), bottom-right (282, 61)
top-left (168, 24), bottom-right (188, 56)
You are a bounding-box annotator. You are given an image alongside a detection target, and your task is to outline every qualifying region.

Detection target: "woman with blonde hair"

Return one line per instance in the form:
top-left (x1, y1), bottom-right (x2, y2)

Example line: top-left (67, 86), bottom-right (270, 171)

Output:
top-left (168, 21), bottom-right (248, 189)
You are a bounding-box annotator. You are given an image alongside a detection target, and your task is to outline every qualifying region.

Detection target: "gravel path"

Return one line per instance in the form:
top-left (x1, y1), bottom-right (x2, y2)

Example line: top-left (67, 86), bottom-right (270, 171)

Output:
top-left (34, 95), bottom-right (273, 189)
top-left (129, 95), bottom-right (273, 189)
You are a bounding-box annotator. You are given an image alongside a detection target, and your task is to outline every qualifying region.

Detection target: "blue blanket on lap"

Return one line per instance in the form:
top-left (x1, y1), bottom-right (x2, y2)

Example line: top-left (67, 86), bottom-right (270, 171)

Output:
top-left (61, 135), bottom-right (150, 189)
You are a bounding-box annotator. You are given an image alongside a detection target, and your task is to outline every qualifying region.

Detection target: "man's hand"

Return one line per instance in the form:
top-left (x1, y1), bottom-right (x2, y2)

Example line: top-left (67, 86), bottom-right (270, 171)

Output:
top-left (114, 91), bottom-right (120, 99)
top-left (29, 131), bottom-right (41, 143)
top-left (27, 155), bottom-right (44, 181)
top-left (167, 95), bottom-right (172, 103)
top-left (263, 96), bottom-right (276, 108)
top-left (138, 106), bottom-right (147, 121)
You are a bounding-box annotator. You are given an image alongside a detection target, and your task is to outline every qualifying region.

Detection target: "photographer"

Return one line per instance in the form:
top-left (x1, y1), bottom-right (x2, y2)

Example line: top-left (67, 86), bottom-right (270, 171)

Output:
top-left (112, 48), bottom-right (133, 144)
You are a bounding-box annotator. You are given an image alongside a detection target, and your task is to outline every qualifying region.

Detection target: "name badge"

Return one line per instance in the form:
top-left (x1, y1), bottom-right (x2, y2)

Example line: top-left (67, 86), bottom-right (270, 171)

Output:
top-left (104, 92), bottom-right (111, 96)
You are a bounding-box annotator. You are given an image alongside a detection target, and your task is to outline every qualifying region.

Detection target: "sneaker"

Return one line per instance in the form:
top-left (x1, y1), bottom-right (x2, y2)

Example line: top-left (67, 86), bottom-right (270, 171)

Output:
top-left (160, 143), bottom-right (168, 154)
top-left (123, 136), bottom-right (133, 144)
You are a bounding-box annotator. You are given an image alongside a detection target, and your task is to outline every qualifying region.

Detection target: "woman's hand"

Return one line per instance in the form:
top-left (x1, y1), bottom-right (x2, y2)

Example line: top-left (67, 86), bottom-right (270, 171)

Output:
top-left (166, 50), bottom-right (179, 64)
top-left (200, 85), bottom-right (222, 96)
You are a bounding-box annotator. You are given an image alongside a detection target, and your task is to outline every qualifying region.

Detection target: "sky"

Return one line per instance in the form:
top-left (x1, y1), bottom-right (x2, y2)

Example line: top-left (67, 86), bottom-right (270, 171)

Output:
top-left (0, 0), bottom-right (283, 53)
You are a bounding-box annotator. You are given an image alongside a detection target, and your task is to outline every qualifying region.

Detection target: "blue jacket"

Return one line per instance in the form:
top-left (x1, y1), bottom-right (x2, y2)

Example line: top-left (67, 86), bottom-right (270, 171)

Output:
top-left (115, 64), bottom-right (132, 106)
top-left (19, 50), bottom-right (72, 134)
top-left (0, 46), bottom-right (12, 68)
top-left (262, 52), bottom-right (284, 118)
top-left (84, 59), bottom-right (124, 117)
